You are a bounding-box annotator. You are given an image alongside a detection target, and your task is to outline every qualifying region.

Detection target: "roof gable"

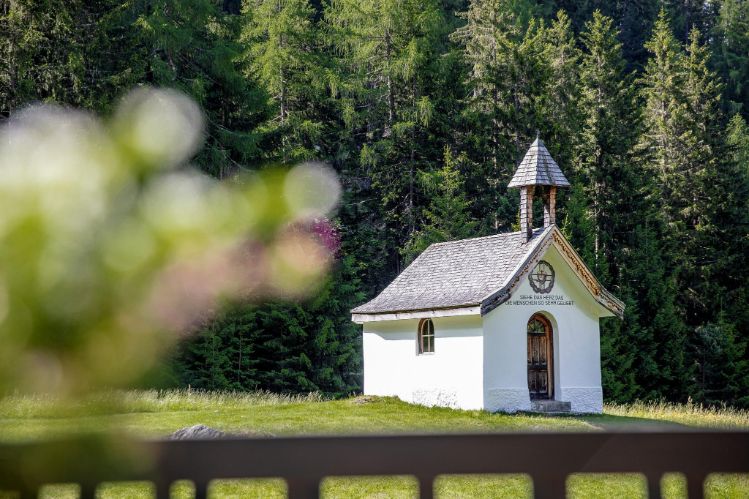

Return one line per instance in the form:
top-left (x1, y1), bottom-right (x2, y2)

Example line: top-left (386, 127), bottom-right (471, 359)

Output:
top-left (351, 226), bottom-right (623, 322)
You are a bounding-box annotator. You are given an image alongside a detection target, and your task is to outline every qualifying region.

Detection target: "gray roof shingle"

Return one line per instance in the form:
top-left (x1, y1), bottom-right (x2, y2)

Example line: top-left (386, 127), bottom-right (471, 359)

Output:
top-left (508, 138), bottom-right (570, 188)
top-left (351, 227), bottom-right (549, 314)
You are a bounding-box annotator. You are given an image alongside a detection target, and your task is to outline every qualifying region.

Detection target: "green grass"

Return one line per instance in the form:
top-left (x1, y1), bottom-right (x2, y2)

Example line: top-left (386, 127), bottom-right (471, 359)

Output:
top-left (606, 399), bottom-right (749, 429)
top-left (1, 391), bottom-right (748, 498)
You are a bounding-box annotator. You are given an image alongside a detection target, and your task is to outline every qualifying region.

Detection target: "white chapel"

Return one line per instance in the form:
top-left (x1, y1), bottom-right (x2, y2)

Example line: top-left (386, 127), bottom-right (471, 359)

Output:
top-left (351, 138), bottom-right (624, 414)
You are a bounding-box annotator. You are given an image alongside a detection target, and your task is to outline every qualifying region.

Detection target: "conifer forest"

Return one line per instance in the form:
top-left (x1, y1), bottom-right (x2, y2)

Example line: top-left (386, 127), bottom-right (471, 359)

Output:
top-left (2, 0), bottom-right (749, 407)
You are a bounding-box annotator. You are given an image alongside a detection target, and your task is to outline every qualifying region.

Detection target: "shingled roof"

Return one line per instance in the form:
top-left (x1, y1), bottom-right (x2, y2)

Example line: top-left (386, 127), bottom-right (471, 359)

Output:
top-left (351, 225), bottom-right (625, 319)
top-left (351, 227), bottom-right (550, 315)
top-left (508, 137), bottom-right (570, 188)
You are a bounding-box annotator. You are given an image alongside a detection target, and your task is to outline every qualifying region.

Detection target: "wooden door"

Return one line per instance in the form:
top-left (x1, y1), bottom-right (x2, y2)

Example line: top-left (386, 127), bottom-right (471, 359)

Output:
top-left (527, 315), bottom-right (553, 399)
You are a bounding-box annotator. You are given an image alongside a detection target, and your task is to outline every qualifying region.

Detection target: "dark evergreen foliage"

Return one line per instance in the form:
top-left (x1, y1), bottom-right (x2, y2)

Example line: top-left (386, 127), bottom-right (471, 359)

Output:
top-left (2, 0), bottom-right (749, 404)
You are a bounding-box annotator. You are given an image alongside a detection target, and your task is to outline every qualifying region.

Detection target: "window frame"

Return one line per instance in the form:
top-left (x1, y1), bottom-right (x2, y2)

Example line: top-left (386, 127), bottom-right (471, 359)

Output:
top-left (417, 318), bottom-right (435, 355)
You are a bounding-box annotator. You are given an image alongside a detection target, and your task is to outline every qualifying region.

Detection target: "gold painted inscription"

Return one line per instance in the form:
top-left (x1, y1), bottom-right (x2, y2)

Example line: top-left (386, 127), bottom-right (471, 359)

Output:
top-left (506, 294), bottom-right (574, 306)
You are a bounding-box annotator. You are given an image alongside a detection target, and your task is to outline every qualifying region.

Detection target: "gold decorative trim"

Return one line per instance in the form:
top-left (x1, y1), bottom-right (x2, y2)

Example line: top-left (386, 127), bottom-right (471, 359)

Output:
top-left (551, 231), bottom-right (601, 296)
top-left (550, 230), bottom-right (624, 318)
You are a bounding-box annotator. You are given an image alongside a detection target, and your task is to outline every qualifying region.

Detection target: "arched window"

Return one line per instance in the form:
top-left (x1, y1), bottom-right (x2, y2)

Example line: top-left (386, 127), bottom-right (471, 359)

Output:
top-left (418, 319), bottom-right (435, 354)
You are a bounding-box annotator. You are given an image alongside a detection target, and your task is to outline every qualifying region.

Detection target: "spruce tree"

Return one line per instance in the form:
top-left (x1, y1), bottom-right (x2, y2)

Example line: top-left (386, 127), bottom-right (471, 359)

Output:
top-left (569, 11), bottom-right (653, 401)
top-left (691, 319), bottom-right (749, 407)
top-left (174, 258), bottom-right (364, 396)
top-left (402, 147), bottom-right (478, 262)
top-left (0, 0), bottom-right (87, 115)
top-left (676, 27), bottom-right (746, 338)
top-left (576, 11), bottom-right (640, 277)
top-left (451, 0), bottom-right (546, 231)
top-left (327, 0), bottom-right (447, 275)
top-left (635, 10), bottom-right (694, 400)
top-left (621, 224), bottom-right (687, 401)
top-left (712, 0), bottom-right (749, 118)
top-left (636, 12), bottom-right (749, 403)
top-left (136, 0), bottom-right (268, 177)
top-left (537, 10), bottom-right (582, 172)
top-left (727, 114), bottom-right (749, 171)
top-left (241, 0), bottom-right (326, 163)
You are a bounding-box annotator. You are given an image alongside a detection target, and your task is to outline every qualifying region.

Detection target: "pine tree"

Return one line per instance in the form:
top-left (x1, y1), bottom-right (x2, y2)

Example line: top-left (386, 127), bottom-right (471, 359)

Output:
top-left (327, 0), bottom-right (447, 275)
top-left (620, 223), bottom-right (688, 401)
top-left (451, 0), bottom-right (546, 231)
top-left (635, 10), bottom-right (695, 400)
top-left (575, 10), bottom-right (640, 279)
top-left (712, 0), bottom-right (749, 118)
top-left (537, 10), bottom-right (582, 171)
top-left (403, 147), bottom-right (478, 262)
top-left (691, 319), bottom-right (749, 407)
top-left (241, 0), bottom-right (326, 163)
top-left (0, 0), bottom-right (87, 115)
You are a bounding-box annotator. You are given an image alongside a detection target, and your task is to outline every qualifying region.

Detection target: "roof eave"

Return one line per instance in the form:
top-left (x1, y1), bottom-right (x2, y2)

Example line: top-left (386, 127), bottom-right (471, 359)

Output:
top-left (507, 179), bottom-right (571, 188)
top-left (352, 305), bottom-right (482, 324)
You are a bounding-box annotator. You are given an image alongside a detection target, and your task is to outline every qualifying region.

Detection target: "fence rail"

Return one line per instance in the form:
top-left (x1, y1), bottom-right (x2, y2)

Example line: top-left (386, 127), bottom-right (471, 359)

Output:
top-left (1, 431), bottom-right (748, 499)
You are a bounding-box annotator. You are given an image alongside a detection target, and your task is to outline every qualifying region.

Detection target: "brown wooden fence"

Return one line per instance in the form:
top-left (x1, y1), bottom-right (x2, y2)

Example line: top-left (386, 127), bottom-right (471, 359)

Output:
top-left (1, 431), bottom-right (748, 499)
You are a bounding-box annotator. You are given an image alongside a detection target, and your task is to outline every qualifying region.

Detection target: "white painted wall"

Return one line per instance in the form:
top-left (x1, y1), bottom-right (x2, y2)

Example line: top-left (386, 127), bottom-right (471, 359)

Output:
top-left (483, 245), bottom-right (604, 413)
top-left (362, 315), bottom-right (484, 410)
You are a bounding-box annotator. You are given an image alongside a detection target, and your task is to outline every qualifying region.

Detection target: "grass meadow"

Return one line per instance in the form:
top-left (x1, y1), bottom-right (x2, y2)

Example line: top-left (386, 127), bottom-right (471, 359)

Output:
top-left (1, 390), bottom-right (748, 498)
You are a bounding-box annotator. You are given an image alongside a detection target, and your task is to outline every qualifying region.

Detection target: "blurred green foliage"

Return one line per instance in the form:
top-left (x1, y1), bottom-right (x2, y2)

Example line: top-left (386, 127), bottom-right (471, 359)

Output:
top-left (0, 87), bottom-right (339, 397)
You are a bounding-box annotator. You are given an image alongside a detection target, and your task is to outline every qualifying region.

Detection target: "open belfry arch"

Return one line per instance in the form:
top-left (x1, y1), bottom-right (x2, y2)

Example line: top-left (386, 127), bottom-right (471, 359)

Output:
top-left (352, 137), bottom-right (623, 414)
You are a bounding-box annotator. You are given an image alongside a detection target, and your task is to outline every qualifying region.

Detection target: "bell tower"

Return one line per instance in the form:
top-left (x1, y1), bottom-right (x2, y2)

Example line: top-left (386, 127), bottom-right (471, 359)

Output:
top-left (508, 136), bottom-right (570, 242)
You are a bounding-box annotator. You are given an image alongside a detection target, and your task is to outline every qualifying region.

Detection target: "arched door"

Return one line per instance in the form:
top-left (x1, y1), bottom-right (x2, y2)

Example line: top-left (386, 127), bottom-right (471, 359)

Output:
top-left (527, 314), bottom-right (553, 399)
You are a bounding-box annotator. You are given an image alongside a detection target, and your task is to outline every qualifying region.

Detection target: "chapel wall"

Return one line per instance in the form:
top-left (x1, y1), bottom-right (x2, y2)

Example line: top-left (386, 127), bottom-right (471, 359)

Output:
top-left (362, 315), bottom-right (484, 410)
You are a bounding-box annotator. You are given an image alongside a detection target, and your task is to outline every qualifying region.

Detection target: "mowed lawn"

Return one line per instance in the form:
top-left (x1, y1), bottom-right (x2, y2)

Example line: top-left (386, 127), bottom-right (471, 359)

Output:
top-left (1, 390), bottom-right (748, 498)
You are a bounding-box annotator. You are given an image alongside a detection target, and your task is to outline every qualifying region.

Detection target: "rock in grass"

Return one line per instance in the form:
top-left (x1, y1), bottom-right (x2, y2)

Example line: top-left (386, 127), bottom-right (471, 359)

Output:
top-left (170, 424), bottom-right (226, 440)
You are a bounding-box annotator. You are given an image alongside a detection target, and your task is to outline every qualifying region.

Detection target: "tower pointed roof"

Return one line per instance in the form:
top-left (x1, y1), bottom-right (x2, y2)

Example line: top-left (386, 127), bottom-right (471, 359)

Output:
top-left (508, 137), bottom-right (570, 188)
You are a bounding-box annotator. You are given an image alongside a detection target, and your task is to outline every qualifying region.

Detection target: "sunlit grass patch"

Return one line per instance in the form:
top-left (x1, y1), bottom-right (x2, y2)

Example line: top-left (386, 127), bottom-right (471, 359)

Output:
top-left (321, 476), bottom-right (418, 498)
top-left (38, 484), bottom-right (79, 499)
top-left (604, 400), bottom-right (749, 429)
top-left (660, 473), bottom-right (688, 498)
top-left (96, 482), bottom-right (155, 499)
top-left (435, 474), bottom-right (532, 498)
top-left (567, 473), bottom-right (646, 498)
top-left (705, 474), bottom-right (749, 499)
top-left (0, 390), bottom-right (324, 420)
top-left (1, 392), bottom-right (748, 499)
top-left (206, 479), bottom-right (286, 499)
